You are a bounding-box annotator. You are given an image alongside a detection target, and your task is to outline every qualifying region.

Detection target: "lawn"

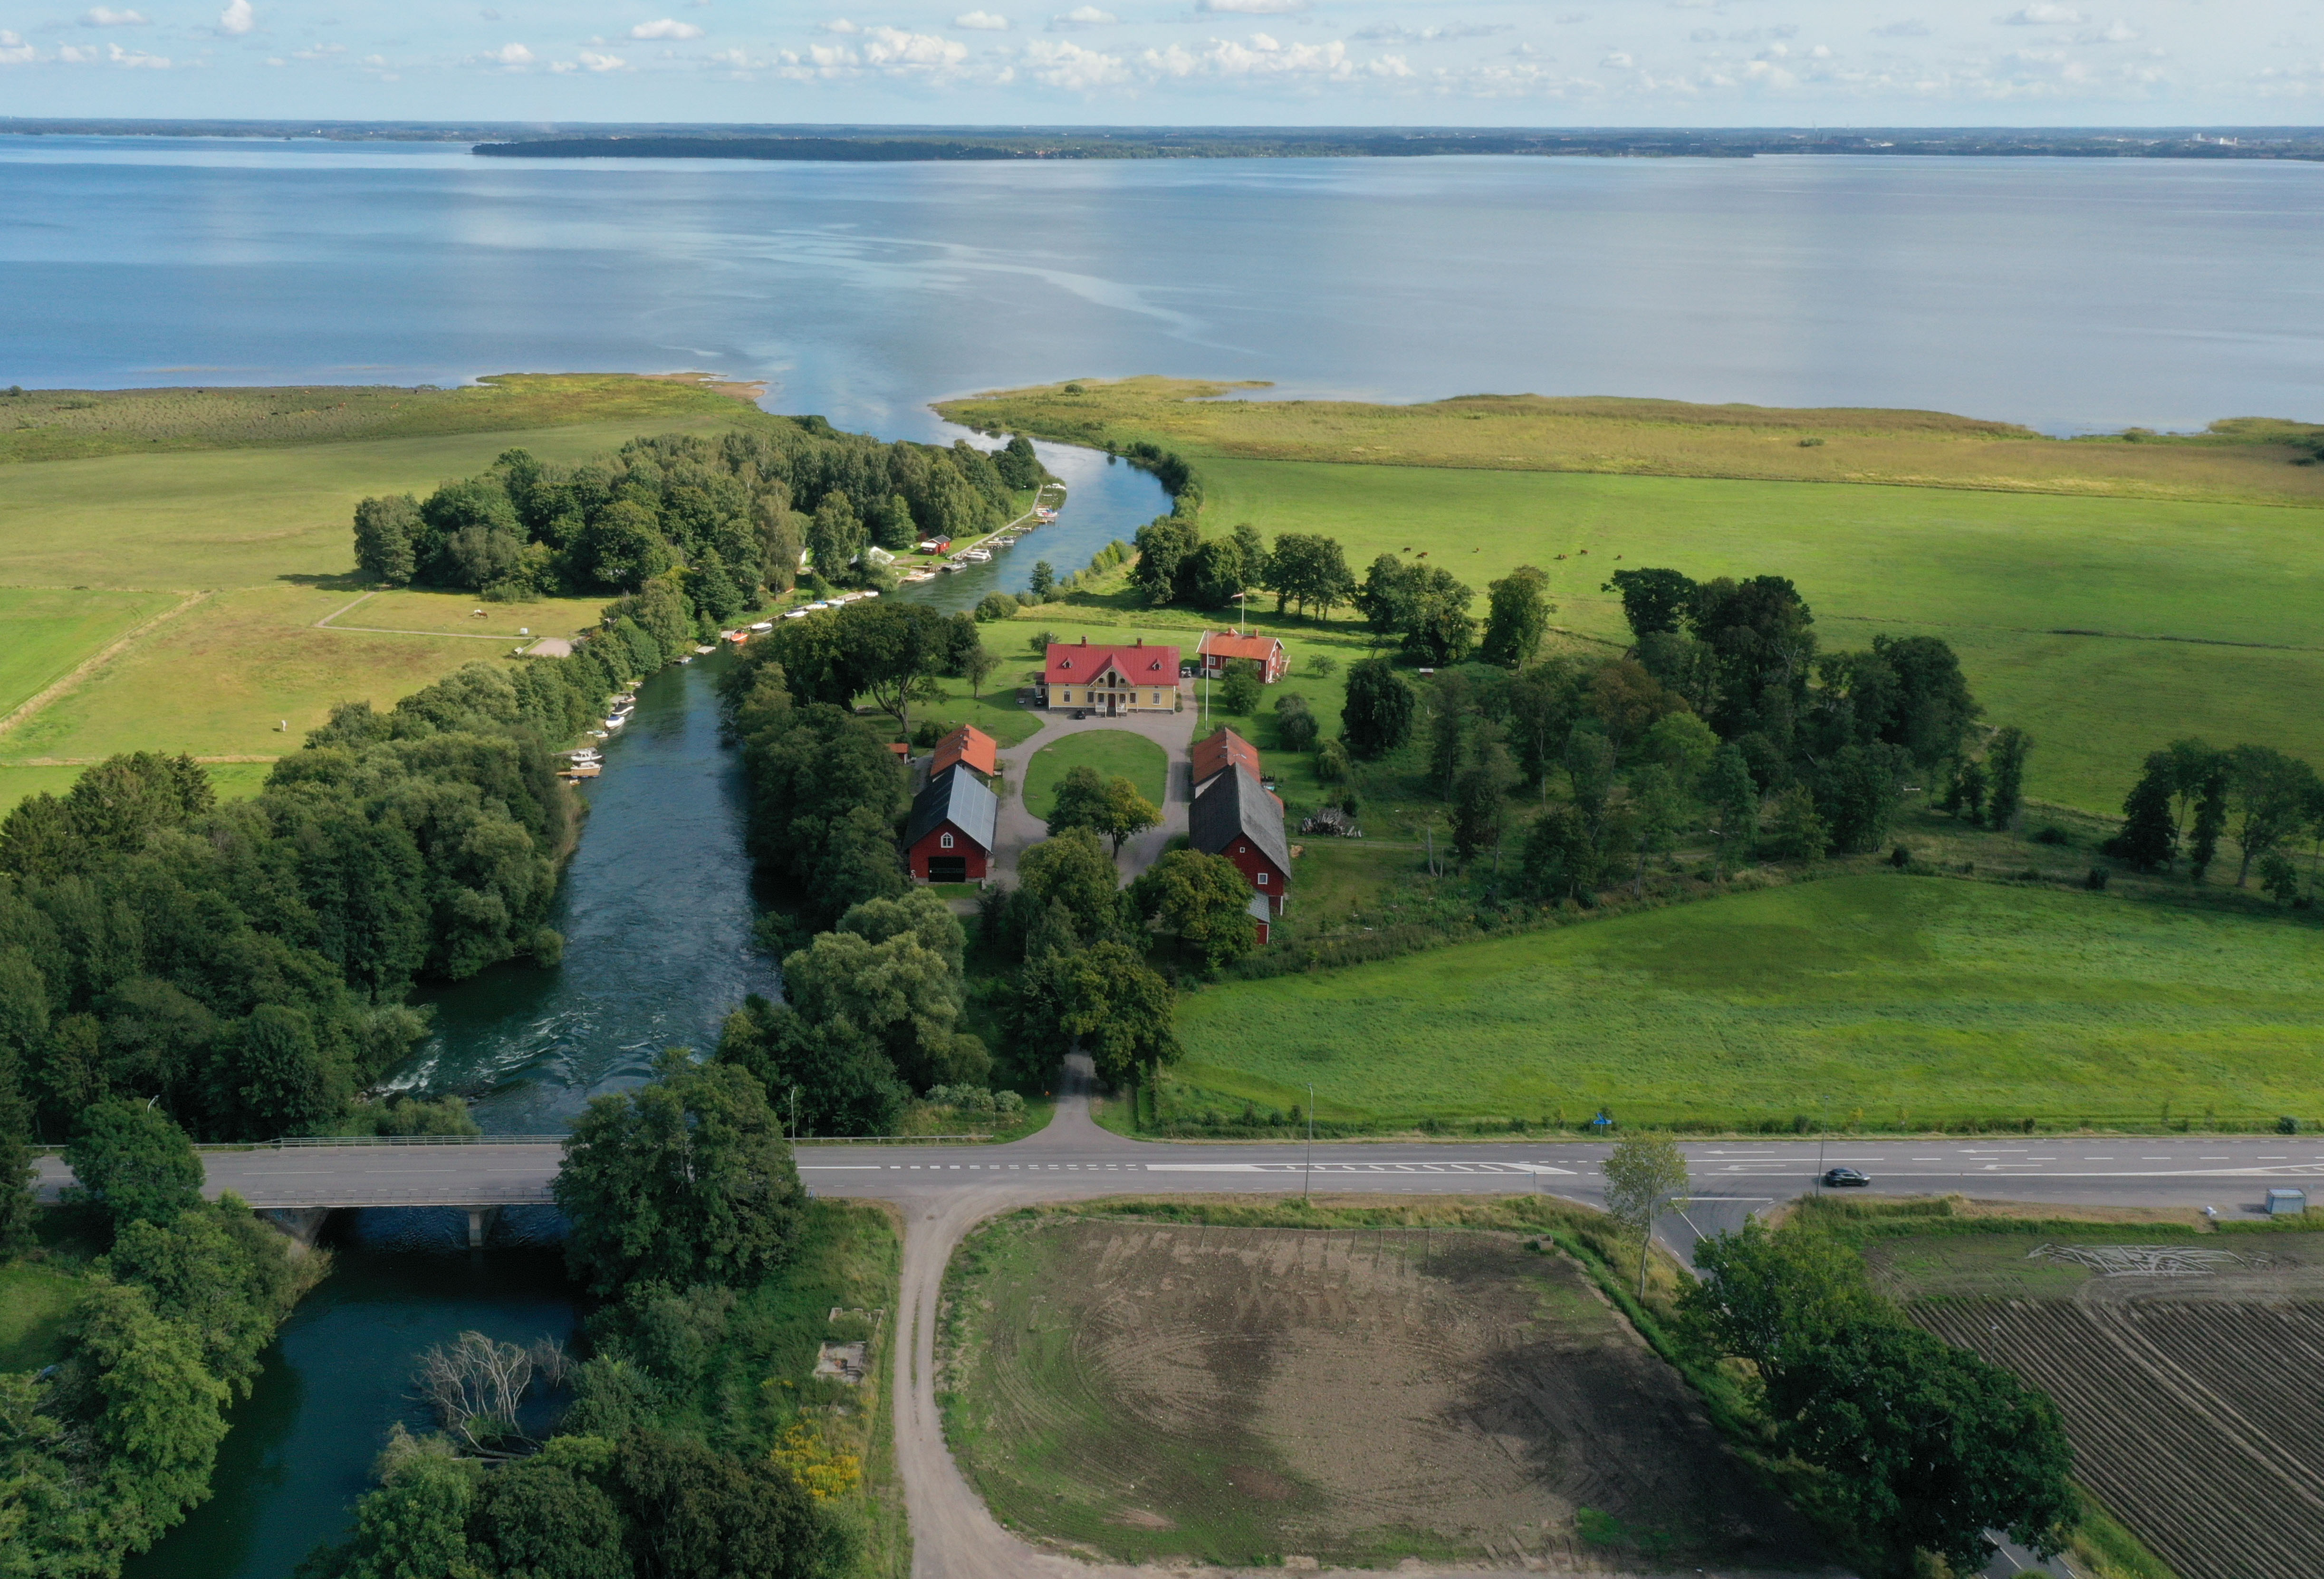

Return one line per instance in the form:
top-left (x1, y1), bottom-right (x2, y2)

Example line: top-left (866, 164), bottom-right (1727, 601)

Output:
top-left (316, 587), bottom-right (612, 640)
top-left (1021, 730), bottom-right (1169, 820)
top-left (0, 1261), bottom-right (84, 1372)
top-left (1191, 456), bottom-right (2324, 814)
top-left (1173, 873), bottom-right (2324, 1132)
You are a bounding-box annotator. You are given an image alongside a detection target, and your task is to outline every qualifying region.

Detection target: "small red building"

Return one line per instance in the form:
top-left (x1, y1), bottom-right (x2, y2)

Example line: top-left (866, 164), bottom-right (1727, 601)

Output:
top-left (928, 723), bottom-right (998, 780)
top-left (1198, 629), bottom-right (1288, 684)
top-left (1190, 767), bottom-right (1291, 918)
top-left (904, 764), bottom-right (999, 883)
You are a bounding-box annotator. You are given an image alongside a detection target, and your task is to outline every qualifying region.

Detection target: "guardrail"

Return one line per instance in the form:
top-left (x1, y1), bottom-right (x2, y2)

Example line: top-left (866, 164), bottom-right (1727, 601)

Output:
top-left (796, 1134), bottom-right (992, 1144)
top-left (274, 1134), bottom-right (569, 1147)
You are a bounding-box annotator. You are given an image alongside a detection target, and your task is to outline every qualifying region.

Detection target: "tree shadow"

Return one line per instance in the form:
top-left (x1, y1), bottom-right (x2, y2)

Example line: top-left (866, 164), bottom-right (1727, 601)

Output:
top-left (278, 572), bottom-right (372, 592)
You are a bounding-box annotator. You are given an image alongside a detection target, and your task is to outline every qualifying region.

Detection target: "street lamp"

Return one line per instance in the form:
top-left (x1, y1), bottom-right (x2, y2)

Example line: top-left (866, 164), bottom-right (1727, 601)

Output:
top-left (1815, 1093), bottom-right (1830, 1190)
top-left (1304, 1082), bottom-right (1315, 1200)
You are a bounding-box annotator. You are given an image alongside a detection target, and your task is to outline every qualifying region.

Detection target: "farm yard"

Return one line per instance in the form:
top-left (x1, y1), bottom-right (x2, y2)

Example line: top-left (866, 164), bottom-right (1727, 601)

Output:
top-left (937, 1212), bottom-right (1823, 1571)
top-left (1878, 1230), bottom-right (2324, 1579)
top-left (1169, 874), bottom-right (2324, 1133)
top-left (1020, 729), bottom-right (1170, 822)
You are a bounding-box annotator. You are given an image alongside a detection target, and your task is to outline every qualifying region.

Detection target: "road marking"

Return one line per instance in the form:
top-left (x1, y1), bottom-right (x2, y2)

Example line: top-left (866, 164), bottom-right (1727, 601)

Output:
top-left (798, 1166), bottom-right (885, 1171)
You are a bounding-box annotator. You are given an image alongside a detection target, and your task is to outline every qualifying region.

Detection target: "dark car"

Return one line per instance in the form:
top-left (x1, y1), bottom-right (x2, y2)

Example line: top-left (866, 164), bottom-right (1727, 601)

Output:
top-left (1822, 1167), bottom-right (1871, 1188)
top-left (1070, 708), bottom-right (1089, 720)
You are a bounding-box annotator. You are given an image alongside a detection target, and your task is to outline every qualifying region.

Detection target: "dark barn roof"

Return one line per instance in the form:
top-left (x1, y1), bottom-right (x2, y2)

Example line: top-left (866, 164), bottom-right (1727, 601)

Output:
top-left (1190, 767), bottom-right (1290, 875)
top-left (905, 763), bottom-right (999, 852)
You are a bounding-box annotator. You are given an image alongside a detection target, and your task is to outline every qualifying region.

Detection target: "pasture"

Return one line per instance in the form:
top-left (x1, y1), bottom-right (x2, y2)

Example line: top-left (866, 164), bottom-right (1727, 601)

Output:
top-left (939, 1211), bottom-right (1817, 1569)
top-left (0, 586), bottom-right (182, 722)
top-left (1021, 729), bottom-right (1169, 820)
top-left (1877, 1230), bottom-right (2324, 1579)
top-left (1195, 456), bottom-right (2324, 814)
top-left (1171, 874), bottom-right (2324, 1132)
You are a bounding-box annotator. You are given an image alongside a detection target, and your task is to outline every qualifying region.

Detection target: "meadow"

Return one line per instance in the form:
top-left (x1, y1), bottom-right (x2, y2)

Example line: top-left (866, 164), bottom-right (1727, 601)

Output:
top-left (0, 375), bottom-right (764, 813)
top-left (1169, 873), bottom-right (2324, 1132)
top-left (941, 376), bottom-right (2324, 506)
top-left (1020, 730), bottom-right (1170, 820)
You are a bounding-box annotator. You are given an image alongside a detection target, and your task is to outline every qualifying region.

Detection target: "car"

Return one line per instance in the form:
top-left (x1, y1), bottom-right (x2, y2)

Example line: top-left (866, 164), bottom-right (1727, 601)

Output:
top-left (1071, 708), bottom-right (1089, 720)
top-left (1822, 1167), bottom-right (1871, 1188)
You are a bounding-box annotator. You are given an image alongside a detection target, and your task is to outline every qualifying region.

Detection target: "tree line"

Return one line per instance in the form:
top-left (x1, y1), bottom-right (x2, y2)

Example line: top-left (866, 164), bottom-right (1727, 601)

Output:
top-left (2, 1101), bottom-right (310, 1574)
top-left (353, 425), bottom-right (1048, 602)
top-left (307, 1053), bottom-right (858, 1579)
top-left (0, 630), bottom-right (654, 1149)
top-left (2107, 737), bottom-right (2324, 900)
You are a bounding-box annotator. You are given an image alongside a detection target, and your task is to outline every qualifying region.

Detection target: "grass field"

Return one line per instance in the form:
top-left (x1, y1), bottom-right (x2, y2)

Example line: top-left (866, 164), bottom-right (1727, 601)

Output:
top-left (1171, 873), bottom-right (2324, 1132)
top-left (938, 1210), bottom-right (1817, 1569)
top-left (941, 376), bottom-right (2324, 506)
top-left (0, 586), bottom-right (182, 721)
top-left (0, 1261), bottom-right (82, 1372)
top-left (1192, 456), bottom-right (2324, 814)
top-left (1021, 730), bottom-right (1169, 820)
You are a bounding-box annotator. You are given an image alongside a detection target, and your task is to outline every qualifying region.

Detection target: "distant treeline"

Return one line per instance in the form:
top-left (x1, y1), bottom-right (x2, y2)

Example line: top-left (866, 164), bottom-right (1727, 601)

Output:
top-left (0, 636), bottom-right (648, 1146)
top-left (352, 426), bottom-right (1044, 602)
top-left (462, 127), bottom-right (2324, 163)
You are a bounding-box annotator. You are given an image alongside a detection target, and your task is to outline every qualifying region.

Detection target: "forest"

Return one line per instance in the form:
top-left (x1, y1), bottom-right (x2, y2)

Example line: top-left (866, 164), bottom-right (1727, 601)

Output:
top-left (351, 423), bottom-right (1044, 601)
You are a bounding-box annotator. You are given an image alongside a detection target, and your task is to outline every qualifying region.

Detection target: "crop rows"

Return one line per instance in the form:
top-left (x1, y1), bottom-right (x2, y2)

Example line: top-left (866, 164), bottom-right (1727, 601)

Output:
top-left (1915, 1298), bottom-right (2324, 1579)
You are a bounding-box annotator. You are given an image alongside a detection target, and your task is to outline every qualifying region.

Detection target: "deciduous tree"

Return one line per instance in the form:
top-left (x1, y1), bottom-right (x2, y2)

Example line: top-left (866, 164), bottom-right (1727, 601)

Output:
top-left (1601, 1132), bottom-right (1688, 1296)
top-left (1480, 565), bottom-right (1554, 668)
top-left (1129, 850), bottom-right (1258, 970)
top-left (66, 1100), bottom-right (204, 1234)
top-left (1342, 660), bottom-right (1415, 760)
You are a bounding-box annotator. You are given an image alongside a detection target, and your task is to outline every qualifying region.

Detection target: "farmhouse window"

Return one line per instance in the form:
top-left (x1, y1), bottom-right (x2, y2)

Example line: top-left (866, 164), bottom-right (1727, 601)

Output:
top-left (1257, 871), bottom-right (1268, 885)
top-left (940, 833), bottom-right (954, 849)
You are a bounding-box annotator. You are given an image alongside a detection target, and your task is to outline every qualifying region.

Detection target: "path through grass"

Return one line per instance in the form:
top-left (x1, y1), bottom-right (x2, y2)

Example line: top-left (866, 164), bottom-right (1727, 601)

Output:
top-left (1175, 874), bottom-right (2324, 1131)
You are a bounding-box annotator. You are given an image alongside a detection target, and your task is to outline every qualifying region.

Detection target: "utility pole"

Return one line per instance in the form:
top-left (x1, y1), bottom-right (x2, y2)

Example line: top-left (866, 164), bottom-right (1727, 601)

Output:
top-left (1815, 1092), bottom-right (1830, 1190)
top-left (1305, 1082), bottom-right (1316, 1200)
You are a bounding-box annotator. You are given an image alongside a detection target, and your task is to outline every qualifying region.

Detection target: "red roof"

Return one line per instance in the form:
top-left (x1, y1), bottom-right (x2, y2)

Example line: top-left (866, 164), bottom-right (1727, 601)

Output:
top-left (929, 723), bottom-right (998, 777)
top-left (1199, 630), bottom-right (1283, 662)
top-left (1043, 640), bottom-right (1181, 688)
top-left (1192, 727), bottom-right (1262, 788)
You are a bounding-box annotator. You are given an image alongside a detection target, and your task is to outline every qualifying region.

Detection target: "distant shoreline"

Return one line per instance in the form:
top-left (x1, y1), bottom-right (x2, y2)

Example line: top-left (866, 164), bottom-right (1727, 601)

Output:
top-left (3, 120), bottom-right (2322, 163)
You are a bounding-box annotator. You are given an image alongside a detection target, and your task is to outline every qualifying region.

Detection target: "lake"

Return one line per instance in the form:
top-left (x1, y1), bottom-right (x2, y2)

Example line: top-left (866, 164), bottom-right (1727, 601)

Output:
top-left (3, 138), bottom-right (2320, 435)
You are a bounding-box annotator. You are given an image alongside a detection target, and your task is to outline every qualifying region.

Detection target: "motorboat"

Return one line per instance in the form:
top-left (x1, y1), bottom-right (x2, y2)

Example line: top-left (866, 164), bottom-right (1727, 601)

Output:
top-left (749, 621), bottom-right (774, 632)
top-left (694, 644), bottom-right (716, 655)
top-left (964, 549), bottom-right (991, 563)
top-left (784, 608), bottom-right (809, 618)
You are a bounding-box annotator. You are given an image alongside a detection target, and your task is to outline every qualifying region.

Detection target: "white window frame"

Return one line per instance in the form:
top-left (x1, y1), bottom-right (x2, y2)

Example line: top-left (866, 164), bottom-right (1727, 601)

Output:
top-left (1256, 870), bottom-right (1268, 885)
top-left (940, 832), bottom-right (954, 849)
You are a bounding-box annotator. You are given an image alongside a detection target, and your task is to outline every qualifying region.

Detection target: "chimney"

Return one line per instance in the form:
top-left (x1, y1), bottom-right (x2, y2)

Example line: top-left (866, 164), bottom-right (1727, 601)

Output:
top-left (1133, 637), bottom-right (1142, 646)
top-left (1079, 635), bottom-right (1088, 645)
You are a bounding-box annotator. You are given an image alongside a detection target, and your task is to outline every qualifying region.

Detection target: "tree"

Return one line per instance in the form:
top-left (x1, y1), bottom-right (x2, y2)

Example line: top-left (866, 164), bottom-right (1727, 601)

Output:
top-left (1480, 565), bottom-right (1553, 668)
top-left (615, 1426), bottom-right (850, 1579)
top-left (2225, 743), bottom-right (2319, 886)
top-left (1586, 660), bottom-right (1686, 761)
top-left (1450, 738), bottom-right (1517, 867)
top-left (2163, 737), bottom-right (2224, 846)
top-left (805, 494), bottom-right (866, 582)
top-left (2188, 761), bottom-right (2229, 883)
top-left (1763, 783), bottom-right (1828, 861)
top-left (1217, 659), bottom-right (1263, 716)
top-left (320, 1431), bottom-right (485, 1579)
top-left (1816, 742), bottom-right (1908, 855)
top-left (961, 643), bottom-right (999, 699)
top-left (1986, 727), bottom-right (2031, 832)
top-left (1129, 517), bottom-right (1199, 606)
top-left (1871, 633), bottom-right (1980, 769)
top-left (780, 923), bottom-right (978, 1093)
top-left (1601, 1133), bottom-right (1689, 1297)
top-left (1264, 533), bottom-right (1355, 620)
top-left (353, 494), bottom-right (421, 586)
top-left (2103, 751), bottom-right (2179, 872)
top-left (973, 592), bottom-right (1018, 623)
top-left (1354, 554), bottom-right (1419, 644)
top-left (67, 1100), bottom-right (204, 1234)
top-left (1641, 711), bottom-right (1719, 787)
top-left (1130, 850), bottom-right (1259, 970)
top-left (230, 1003), bottom-right (340, 1139)
top-left (1187, 537), bottom-right (1248, 609)
top-left (1939, 757), bottom-right (1988, 823)
top-left (1341, 660), bottom-right (1415, 759)
top-left (1505, 661), bottom-right (1579, 792)
top-left (1274, 693), bottom-right (1319, 753)
top-left (1401, 571), bottom-right (1476, 665)
top-left (1624, 764), bottom-right (1685, 897)
top-left (554, 1052), bottom-right (807, 1295)
top-left (1703, 743), bottom-right (1758, 881)
top-left (0, 1059), bottom-right (34, 1253)
top-left (1426, 670), bottom-right (1472, 794)
top-left (1028, 561), bottom-right (1056, 600)
top-left (1014, 827), bottom-right (1124, 948)
top-left (475, 1456), bottom-right (631, 1579)
top-left (1016, 941), bottom-right (1181, 1094)
top-left (1603, 567), bottom-right (1698, 641)
top-left (717, 997), bottom-right (909, 1139)
top-left (1518, 804), bottom-right (1598, 902)
top-left (1047, 766), bottom-right (1159, 856)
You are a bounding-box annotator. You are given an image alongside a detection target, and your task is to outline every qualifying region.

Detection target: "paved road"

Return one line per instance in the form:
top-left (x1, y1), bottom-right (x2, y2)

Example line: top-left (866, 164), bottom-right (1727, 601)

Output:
top-left (987, 701), bottom-right (1199, 881)
top-left (36, 1091), bottom-right (2290, 1579)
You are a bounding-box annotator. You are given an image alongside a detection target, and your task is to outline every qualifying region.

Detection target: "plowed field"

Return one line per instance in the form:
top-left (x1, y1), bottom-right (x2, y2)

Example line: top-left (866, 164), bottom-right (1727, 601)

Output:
top-left (938, 1216), bottom-right (1824, 1570)
top-left (1892, 1235), bottom-right (2324, 1579)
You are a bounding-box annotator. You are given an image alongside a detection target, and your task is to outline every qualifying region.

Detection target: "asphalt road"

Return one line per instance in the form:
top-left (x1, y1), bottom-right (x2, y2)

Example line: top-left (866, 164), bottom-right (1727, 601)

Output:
top-left (35, 1082), bottom-right (2291, 1579)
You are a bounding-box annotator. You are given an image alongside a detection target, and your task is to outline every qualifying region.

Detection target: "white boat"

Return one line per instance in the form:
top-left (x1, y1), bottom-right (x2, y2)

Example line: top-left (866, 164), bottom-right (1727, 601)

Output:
top-left (676, 656), bottom-right (693, 664)
top-left (749, 621), bottom-right (774, 632)
top-left (785, 608), bottom-right (809, 618)
top-left (611, 693), bottom-right (636, 705)
top-left (939, 561), bottom-right (967, 573)
top-left (859, 590), bottom-right (879, 598)
top-left (964, 549), bottom-right (991, 563)
top-left (693, 644), bottom-right (715, 655)
top-left (806, 601), bottom-right (830, 611)
top-left (603, 718), bottom-right (625, 731)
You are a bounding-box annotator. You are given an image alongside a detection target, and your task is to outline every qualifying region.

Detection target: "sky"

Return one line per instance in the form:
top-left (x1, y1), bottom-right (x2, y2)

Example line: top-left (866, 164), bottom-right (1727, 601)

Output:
top-left (0, 0), bottom-right (2318, 126)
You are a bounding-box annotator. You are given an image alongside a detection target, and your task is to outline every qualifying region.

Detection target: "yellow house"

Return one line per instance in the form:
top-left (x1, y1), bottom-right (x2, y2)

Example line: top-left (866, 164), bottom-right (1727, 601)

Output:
top-left (1040, 638), bottom-right (1183, 716)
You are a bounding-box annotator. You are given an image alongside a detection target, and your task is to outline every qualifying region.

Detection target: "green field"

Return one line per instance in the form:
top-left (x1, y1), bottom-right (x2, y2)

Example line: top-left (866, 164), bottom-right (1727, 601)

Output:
top-left (1172, 874), bottom-right (2324, 1131)
top-left (0, 586), bottom-right (182, 721)
top-left (1196, 457), bottom-right (2324, 814)
top-left (1021, 730), bottom-right (1169, 820)
top-left (0, 1262), bottom-right (83, 1372)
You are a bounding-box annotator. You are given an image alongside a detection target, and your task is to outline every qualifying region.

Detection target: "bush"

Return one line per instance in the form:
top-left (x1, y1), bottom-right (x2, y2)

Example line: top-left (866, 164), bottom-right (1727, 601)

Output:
top-left (2084, 867), bottom-right (2110, 890)
top-left (1028, 629), bottom-right (1056, 657)
top-left (1218, 660), bottom-right (1264, 716)
top-left (974, 592), bottom-right (1018, 623)
top-left (2279, 1115), bottom-right (2302, 1135)
top-left (2032, 825), bottom-right (2072, 846)
top-left (1315, 737), bottom-right (1351, 783)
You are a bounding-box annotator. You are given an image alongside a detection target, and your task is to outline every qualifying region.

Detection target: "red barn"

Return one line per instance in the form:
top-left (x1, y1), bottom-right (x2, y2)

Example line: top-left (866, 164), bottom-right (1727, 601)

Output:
top-left (1190, 767), bottom-right (1290, 917)
top-left (904, 764), bottom-right (999, 883)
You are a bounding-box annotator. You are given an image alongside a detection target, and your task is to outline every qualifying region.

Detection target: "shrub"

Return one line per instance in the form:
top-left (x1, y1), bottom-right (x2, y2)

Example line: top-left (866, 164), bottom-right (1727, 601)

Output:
top-left (2032, 825), bottom-right (2072, 846)
top-left (1315, 738), bottom-right (1351, 783)
top-left (974, 592), bottom-right (1018, 623)
top-left (2279, 1115), bottom-right (2301, 1135)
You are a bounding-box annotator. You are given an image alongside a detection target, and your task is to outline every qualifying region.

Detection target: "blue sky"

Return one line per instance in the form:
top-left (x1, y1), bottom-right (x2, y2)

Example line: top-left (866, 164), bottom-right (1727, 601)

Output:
top-left (0, 0), bottom-right (2316, 124)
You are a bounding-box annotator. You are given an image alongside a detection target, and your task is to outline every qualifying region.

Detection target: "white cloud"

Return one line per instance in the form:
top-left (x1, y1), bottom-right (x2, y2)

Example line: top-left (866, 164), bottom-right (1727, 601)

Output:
top-left (107, 39), bottom-right (171, 65)
top-left (1872, 19), bottom-right (1929, 37)
top-left (218, 0), bottom-right (254, 35)
top-left (1998, 4), bottom-right (2080, 23)
top-left (1195, 0), bottom-right (1308, 14)
top-left (1048, 5), bottom-right (1115, 29)
top-left (83, 8), bottom-right (150, 24)
top-left (2078, 19), bottom-right (2136, 44)
top-left (61, 41), bottom-right (100, 60)
top-left (954, 9), bottom-right (1008, 27)
top-left (1022, 36), bottom-right (1129, 87)
top-left (1600, 49), bottom-right (1632, 67)
top-left (1142, 32), bottom-right (1410, 80)
top-left (581, 49), bottom-right (627, 68)
top-left (862, 25), bottom-right (968, 67)
top-left (822, 17), bottom-right (860, 31)
top-left (486, 40), bottom-right (533, 64)
top-left (630, 18), bottom-right (702, 39)
top-left (2, 29), bottom-right (40, 63)
top-left (1353, 21), bottom-right (1509, 42)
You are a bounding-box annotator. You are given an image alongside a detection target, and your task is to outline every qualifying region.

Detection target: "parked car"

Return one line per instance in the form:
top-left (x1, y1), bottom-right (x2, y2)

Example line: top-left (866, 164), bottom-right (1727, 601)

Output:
top-left (1822, 1167), bottom-right (1871, 1188)
top-left (1070, 708), bottom-right (1089, 720)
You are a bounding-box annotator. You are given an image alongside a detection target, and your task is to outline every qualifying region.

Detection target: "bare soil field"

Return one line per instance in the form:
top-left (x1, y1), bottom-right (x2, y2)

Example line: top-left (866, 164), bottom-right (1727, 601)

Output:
top-left (938, 1215), bottom-right (1820, 1571)
top-left (1881, 1233), bottom-right (2324, 1579)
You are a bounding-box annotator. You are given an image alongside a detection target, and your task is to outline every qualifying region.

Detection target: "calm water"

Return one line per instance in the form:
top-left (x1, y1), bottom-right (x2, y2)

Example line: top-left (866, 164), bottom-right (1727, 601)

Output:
top-left (125, 1234), bottom-right (581, 1579)
top-left (3, 138), bottom-right (2322, 433)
